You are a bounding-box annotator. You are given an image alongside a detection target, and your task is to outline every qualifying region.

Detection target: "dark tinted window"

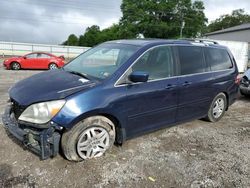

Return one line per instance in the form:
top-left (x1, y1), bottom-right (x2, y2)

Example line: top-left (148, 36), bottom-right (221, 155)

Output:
top-left (205, 48), bottom-right (233, 71)
top-left (178, 46), bottom-right (206, 75)
top-left (131, 46), bottom-right (174, 80)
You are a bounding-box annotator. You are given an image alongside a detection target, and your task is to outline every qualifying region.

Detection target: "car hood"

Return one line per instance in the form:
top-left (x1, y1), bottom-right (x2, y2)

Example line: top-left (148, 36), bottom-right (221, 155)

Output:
top-left (5, 56), bottom-right (21, 62)
top-left (9, 70), bottom-right (97, 106)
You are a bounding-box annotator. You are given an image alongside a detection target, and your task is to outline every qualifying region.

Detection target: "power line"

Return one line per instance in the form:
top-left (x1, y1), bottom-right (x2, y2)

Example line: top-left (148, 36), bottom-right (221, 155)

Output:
top-left (30, 0), bottom-right (121, 9)
top-left (0, 0), bottom-right (122, 25)
top-left (13, 0), bottom-right (120, 7)
top-left (4, 0), bottom-right (122, 14)
top-left (0, 16), bottom-right (199, 30)
top-left (0, 12), bottom-right (95, 22)
top-left (0, 16), bottom-right (86, 25)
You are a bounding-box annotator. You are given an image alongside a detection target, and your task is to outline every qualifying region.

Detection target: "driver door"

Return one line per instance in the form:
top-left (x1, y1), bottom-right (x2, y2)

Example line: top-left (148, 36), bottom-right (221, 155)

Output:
top-left (22, 53), bottom-right (38, 69)
top-left (119, 45), bottom-right (178, 138)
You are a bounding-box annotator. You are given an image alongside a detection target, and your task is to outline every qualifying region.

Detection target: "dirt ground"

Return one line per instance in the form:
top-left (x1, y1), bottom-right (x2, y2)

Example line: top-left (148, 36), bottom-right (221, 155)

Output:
top-left (0, 64), bottom-right (249, 188)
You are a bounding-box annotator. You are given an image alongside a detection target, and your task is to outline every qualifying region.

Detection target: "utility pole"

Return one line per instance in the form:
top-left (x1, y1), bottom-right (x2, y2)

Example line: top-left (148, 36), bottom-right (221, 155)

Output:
top-left (180, 20), bottom-right (185, 38)
top-left (180, 14), bottom-right (185, 38)
top-left (179, 5), bottom-right (186, 38)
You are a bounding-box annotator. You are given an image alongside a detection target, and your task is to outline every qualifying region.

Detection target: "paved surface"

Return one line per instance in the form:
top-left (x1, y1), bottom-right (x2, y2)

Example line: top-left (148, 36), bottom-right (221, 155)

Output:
top-left (0, 64), bottom-right (250, 188)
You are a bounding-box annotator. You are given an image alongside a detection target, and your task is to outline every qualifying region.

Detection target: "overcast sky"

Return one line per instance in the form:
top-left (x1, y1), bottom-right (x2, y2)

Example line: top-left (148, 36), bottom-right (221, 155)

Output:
top-left (0, 0), bottom-right (249, 44)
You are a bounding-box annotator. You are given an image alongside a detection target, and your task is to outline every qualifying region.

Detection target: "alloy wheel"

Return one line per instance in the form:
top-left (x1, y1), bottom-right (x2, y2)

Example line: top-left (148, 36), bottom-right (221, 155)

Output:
top-left (12, 63), bottom-right (20, 70)
top-left (212, 98), bottom-right (225, 119)
top-left (49, 63), bottom-right (58, 70)
top-left (77, 127), bottom-right (110, 159)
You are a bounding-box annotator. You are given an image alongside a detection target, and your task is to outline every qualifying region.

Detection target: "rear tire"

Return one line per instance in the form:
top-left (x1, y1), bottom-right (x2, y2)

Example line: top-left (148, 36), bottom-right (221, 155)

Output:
top-left (11, 62), bottom-right (21, 70)
top-left (61, 116), bottom-right (116, 161)
top-left (49, 63), bottom-right (58, 70)
top-left (205, 93), bottom-right (227, 122)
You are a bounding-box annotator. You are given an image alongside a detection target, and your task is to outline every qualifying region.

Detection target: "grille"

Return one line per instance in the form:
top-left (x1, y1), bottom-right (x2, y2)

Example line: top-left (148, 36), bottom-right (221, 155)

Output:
top-left (11, 99), bottom-right (25, 119)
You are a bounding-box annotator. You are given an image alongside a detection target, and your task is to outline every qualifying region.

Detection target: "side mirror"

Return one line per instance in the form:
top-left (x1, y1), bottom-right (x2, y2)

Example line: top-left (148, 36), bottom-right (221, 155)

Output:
top-left (129, 71), bottom-right (149, 83)
top-left (23, 56), bottom-right (27, 59)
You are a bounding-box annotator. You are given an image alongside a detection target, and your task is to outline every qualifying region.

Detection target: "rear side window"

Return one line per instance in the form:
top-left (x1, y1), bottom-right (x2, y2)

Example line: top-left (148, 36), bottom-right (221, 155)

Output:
top-left (204, 48), bottom-right (233, 71)
top-left (178, 46), bottom-right (206, 75)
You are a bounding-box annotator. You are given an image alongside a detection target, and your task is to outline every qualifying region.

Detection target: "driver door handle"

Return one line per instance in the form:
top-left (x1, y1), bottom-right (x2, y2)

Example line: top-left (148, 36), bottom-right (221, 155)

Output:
top-left (165, 84), bottom-right (176, 90)
top-left (182, 81), bottom-right (192, 87)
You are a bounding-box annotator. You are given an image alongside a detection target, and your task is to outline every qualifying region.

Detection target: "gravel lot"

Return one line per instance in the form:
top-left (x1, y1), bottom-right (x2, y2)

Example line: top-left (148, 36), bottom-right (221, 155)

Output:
top-left (0, 63), bottom-right (249, 188)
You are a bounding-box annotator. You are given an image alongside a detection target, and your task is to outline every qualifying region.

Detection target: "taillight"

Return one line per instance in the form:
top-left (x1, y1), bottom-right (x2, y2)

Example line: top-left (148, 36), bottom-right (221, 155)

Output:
top-left (235, 74), bottom-right (241, 85)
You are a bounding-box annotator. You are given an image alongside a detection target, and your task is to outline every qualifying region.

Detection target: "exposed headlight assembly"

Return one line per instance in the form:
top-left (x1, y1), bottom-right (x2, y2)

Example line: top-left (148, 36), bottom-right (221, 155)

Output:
top-left (18, 100), bottom-right (66, 124)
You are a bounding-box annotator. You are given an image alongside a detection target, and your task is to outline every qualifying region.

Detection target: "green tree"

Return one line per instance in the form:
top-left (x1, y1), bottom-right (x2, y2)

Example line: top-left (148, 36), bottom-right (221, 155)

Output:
top-left (78, 25), bottom-right (101, 47)
top-left (64, 34), bottom-right (78, 46)
top-left (78, 24), bottom-right (131, 47)
top-left (120, 0), bottom-right (207, 38)
top-left (208, 9), bottom-right (250, 32)
top-left (98, 24), bottom-right (122, 43)
top-left (63, 0), bottom-right (208, 46)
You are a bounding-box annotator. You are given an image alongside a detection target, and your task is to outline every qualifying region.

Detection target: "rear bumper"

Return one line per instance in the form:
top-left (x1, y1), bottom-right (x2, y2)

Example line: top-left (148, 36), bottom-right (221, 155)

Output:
top-left (57, 62), bottom-right (65, 68)
top-left (2, 105), bottom-right (61, 160)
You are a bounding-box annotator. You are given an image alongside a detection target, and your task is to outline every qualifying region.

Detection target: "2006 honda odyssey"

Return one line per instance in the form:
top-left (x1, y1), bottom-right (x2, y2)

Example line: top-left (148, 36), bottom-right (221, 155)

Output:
top-left (2, 39), bottom-right (239, 161)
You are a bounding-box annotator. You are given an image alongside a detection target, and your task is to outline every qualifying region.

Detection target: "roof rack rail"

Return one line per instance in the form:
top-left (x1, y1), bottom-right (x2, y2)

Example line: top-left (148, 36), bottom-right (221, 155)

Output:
top-left (181, 38), bottom-right (219, 45)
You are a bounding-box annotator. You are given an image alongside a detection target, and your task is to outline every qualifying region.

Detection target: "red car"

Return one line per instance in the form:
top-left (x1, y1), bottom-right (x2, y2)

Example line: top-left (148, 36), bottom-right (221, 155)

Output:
top-left (3, 52), bottom-right (65, 70)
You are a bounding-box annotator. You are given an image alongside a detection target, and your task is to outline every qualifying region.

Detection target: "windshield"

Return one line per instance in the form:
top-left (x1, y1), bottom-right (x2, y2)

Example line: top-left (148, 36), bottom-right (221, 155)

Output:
top-left (64, 43), bottom-right (140, 79)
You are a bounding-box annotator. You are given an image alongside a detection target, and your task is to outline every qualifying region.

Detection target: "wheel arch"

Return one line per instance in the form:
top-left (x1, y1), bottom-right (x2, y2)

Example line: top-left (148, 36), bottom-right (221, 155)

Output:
top-left (222, 91), bottom-right (229, 111)
top-left (11, 61), bottom-right (21, 68)
top-left (63, 111), bottom-right (126, 144)
top-left (48, 62), bottom-right (58, 68)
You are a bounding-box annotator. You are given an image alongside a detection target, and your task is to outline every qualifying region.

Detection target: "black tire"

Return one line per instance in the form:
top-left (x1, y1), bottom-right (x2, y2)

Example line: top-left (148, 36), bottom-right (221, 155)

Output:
top-left (48, 63), bottom-right (58, 70)
top-left (11, 62), bottom-right (21, 70)
top-left (205, 93), bottom-right (227, 122)
top-left (61, 116), bottom-right (116, 161)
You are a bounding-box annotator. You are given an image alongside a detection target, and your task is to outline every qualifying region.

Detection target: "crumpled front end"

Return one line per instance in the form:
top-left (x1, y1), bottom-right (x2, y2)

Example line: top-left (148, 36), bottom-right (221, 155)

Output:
top-left (2, 104), bottom-right (62, 160)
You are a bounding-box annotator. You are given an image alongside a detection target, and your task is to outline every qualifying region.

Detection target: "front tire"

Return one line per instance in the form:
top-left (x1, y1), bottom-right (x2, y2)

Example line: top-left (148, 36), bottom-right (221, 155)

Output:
top-left (11, 62), bottom-right (21, 70)
top-left (206, 93), bottom-right (227, 122)
top-left (61, 116), bottom-right (116, 161)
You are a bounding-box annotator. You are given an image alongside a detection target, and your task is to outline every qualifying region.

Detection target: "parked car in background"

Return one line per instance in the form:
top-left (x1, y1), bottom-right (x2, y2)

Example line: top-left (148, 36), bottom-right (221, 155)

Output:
top-left (2, 39), bottom-right (239, 161)
top-left (3, 52), bottom-right (65, 70)
top-left (240, 69), bottom-right (250, 96)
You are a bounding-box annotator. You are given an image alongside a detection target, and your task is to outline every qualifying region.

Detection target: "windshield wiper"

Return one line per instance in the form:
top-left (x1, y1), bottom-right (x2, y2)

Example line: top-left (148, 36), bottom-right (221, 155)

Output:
top-left (67, 70), bottom-right (90, 80)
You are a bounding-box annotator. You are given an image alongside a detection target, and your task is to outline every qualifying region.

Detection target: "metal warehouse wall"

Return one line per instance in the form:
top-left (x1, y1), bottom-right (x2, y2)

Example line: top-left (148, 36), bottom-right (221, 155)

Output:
top-left (0, 41), bottom-right (90, 58)
top-left (206, 30), bottom-right (250, 43)
top-left (212, 39), bottom-right (249, 72)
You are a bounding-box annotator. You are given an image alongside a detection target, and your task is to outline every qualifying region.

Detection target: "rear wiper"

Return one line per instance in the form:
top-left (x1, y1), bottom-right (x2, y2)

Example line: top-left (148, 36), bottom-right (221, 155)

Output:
top-left (68, 71), bottom-right (90, 80)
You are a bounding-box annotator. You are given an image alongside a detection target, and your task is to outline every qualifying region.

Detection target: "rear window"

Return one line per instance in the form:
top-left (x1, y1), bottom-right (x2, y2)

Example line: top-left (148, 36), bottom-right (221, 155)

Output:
top-left (178, 46), bottom-right (206, 75)
top-left (204, 48), bottom-right (233, 71)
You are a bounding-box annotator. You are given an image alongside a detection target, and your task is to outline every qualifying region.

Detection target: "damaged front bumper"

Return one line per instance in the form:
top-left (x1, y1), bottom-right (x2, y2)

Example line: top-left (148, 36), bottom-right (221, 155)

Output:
top-left (240, 85), bottom-right (250, 95)
top-left (2, 105), bottom-right (61, 160)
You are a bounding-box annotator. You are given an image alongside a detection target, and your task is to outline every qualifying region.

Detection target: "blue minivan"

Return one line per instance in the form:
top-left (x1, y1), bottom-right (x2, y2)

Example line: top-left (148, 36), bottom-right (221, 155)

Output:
top-left (2, 39), bottom-right (239, 161)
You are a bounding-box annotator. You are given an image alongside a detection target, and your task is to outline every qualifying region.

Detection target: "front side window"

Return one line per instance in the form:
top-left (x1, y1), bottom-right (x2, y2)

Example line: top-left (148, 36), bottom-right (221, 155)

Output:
top-left (204, 48), bottom-right (233, 71)
top-left (25, 53), bottom-right (37, 58)
top-left (178, 46), bottom-right (206, 75)
top-left (131, 46), bottom-right (174, 80)
top-left (64, 43), bottom-right (139, 79)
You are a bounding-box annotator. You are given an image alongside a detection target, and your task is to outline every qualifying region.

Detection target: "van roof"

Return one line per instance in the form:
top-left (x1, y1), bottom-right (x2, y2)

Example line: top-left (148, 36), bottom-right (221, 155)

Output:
top-left (105, 38), bottom-right (225, 48)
